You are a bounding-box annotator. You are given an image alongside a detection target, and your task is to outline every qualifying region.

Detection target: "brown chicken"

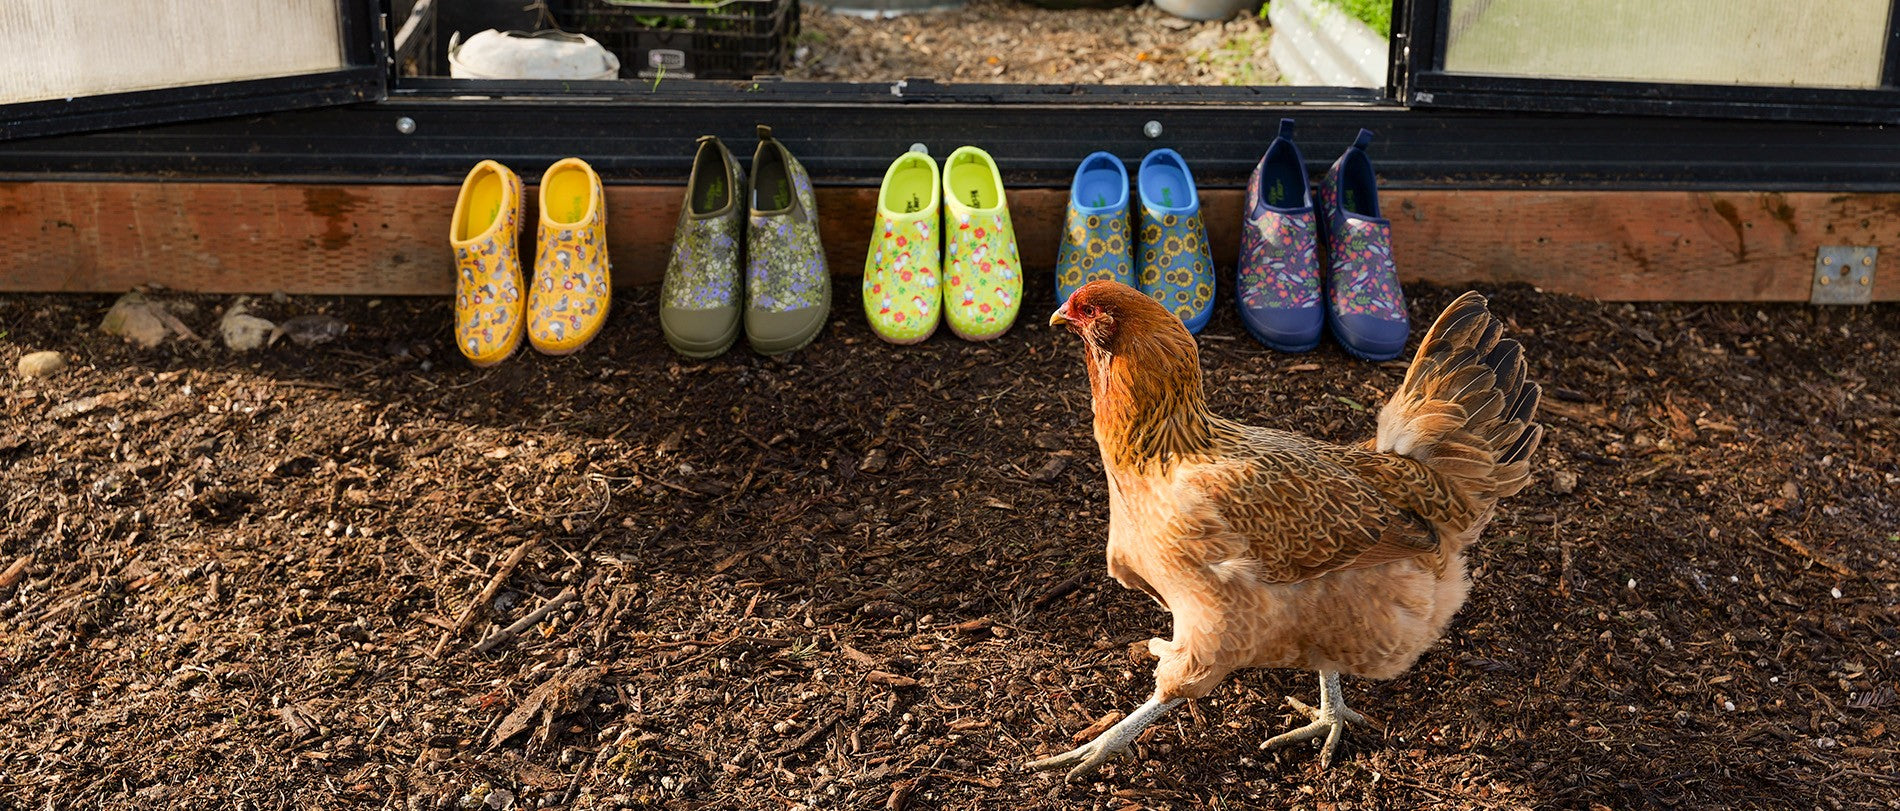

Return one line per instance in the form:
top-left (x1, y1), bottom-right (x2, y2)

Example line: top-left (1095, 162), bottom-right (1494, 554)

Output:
top-left (1028, 281), bottom-right (1541, 780)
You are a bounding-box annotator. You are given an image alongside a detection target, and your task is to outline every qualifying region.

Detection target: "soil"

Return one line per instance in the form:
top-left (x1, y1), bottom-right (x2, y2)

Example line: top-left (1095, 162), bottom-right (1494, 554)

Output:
top-left (2, 278), bottom-right (1897, 810)
top-left (785, 0), bottom-right (1278, 86)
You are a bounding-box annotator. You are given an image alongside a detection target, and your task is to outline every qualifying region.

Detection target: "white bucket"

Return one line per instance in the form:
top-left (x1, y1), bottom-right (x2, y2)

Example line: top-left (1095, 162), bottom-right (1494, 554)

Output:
top-left (448, 29), bottom-right (621, 80)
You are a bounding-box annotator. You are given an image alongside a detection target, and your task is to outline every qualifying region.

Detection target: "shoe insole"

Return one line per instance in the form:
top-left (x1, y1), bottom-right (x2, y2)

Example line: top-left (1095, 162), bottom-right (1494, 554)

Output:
top-left (884, 158), bottom-right (935, 215)
top-left (690, 146), bottom-right (729, 216)
top-left (948, 159), bottom-right (999, 210)
top-left (1075, 167), bottom-right (1122, 210)
top-left (1339, 153), bottom-right (1379, 217)
top-left (1140, 163), bottom-right (1191, 210)
top-left (544, 165), bottom-right (591, 225)
top-left (1260, 148), bottom-right (1303, 209)
top-left (459, 170), bottom-right (503, 242)
top-left (754, 147), bottom-right (793, 212)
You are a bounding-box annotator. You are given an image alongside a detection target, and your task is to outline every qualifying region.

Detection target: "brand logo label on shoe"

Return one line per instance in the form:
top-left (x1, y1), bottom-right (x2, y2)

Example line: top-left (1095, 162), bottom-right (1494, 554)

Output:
top-left (906, 193), bottom-right (921, 214)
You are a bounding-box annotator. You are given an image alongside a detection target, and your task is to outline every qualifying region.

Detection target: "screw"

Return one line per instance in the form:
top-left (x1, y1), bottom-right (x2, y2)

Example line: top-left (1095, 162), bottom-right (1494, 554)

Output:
top-left (1143, 120), bottom-right (1163, 139)
top-left (1820, 276), bottom-right (1831, 285)
top-left (1861, 277), bottom-right (1871, 286)
top-left (1823, 255), bottom-right (1834, 265)
top-left (1863, 256), bottom-right (1873, 266)
top-left (395, 117), bottom-right (416, 135)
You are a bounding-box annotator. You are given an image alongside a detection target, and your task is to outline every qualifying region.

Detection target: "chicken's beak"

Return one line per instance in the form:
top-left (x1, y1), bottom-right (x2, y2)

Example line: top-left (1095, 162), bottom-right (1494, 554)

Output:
top-left (1050, 302), bottom-right (1074, 328)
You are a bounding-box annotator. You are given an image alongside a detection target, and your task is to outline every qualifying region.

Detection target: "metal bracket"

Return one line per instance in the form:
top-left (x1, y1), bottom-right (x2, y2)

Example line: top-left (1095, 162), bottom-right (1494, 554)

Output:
top-left (1812, 246), bottom-right (1876, 305)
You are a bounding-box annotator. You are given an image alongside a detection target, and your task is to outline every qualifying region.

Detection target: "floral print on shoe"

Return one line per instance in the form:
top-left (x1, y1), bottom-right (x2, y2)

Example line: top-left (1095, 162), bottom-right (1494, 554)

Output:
top-left (528, 158), bottom-right (612, 356)
top-left (662, 136), bottom-right (747, 358)
top-left (1237, 118), bottom-right (1323, 353)
top-left (1055, 151), bottom-right (1132, 303)
top-left (1135, 149), bottom-right (1214, 334)
top-left (942, 146), bottom-right (1020, 341)
top-left (863, 150), bottom-right (942, 344)
top-left (746, 126), bottom-right (830, 356)
top-left (450, 160), bottom-right (526, 367)
top-left (1318, 129), bottom-right (1409, 362)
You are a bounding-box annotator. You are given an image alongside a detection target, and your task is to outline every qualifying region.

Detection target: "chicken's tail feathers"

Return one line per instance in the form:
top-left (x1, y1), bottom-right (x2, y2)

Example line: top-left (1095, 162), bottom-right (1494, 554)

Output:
top-left (1375, 292), bottom-right (1543, 505)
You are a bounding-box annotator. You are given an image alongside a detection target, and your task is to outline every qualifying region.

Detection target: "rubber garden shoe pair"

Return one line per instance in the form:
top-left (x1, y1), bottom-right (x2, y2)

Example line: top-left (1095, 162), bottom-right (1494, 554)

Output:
top-left (451, 157), bottom-right (611, 366)
top-left (661, 126), bottom-right (830, 358)
top-left (1237, 120), bottom-right (1409, 361)
top-left (1055, 150), bottom-right (1214, 334)
top-left (862, 146), bottom-right (1020, 343)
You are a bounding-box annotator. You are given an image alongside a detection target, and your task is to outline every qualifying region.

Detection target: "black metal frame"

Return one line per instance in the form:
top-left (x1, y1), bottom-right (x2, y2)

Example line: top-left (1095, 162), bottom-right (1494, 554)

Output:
top-left (9, 93), bottom-right (1900, 192)
top-left (0, 0), bottom-right (388, 141)
top-left (1399, 0), bottom-right (1900, 124)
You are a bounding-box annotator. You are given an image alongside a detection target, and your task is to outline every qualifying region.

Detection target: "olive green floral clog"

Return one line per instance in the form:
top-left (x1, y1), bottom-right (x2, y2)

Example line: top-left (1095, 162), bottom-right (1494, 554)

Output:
top-left (745, 125), bottom-right (830, 355)
top-left (661, 136), bottom-right (747, 358)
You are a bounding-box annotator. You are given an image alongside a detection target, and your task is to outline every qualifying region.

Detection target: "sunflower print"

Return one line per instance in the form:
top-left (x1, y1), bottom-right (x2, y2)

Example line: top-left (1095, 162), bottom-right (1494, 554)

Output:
top-left (1057, 201), bottom-right (1132, 302)
top-left (1135, 200), bottom-right (1213, 329)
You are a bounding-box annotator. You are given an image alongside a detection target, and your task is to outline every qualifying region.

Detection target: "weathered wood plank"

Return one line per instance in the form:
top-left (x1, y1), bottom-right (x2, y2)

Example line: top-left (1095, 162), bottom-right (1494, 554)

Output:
top-left (0, 182), bottom-right (1890, 301)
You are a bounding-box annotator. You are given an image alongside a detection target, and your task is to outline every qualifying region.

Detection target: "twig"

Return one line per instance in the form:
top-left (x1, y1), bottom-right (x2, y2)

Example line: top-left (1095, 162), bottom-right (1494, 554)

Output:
top-left (1772, 533), bottom-right (1856, 579)
top-left (431, 540), bottom-right (535, 658)
top-left (0, 555), bottom-right (31, 588)
top-left (1030, 573), bottom-right (1086, 610)
top-left (474, 588), bottom-right (576, 654)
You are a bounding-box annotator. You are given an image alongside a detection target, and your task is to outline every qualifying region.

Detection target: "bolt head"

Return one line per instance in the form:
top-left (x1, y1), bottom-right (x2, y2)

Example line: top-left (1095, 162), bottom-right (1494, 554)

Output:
top-left (1143, 120), bottom-right (1163, 139)
top-left (395, 116), bottom-right (417, 135)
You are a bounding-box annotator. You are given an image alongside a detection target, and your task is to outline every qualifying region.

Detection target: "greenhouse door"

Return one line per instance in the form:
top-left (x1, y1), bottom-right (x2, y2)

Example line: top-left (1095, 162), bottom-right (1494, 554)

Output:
top-left (0, 0), bottom-right (387, 141)
top-left (1397, 0), bottom-right (1900, 123)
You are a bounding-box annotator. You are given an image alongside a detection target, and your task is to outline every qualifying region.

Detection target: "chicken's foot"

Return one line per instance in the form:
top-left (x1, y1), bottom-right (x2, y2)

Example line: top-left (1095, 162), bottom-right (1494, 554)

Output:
top-left (1025, 695), bottom-right (1185, 782)
top-left (1261, 671), bottom-right (1369, 768)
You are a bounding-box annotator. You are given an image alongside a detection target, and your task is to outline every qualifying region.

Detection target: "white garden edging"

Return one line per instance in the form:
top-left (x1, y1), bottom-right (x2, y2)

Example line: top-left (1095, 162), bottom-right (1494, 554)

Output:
top-left (1267, 0), bottom-right (1386, 88)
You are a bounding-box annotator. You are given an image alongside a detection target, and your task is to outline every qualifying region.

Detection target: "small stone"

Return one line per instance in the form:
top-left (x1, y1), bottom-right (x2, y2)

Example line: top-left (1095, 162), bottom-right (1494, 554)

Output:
top-left (220, 301), bottom-right (276, 352)
top-left (99, 291), bottom-right (174, 348)
top-left (16, 351), bottom-right (66, 379)
top-left (1552, 470), bottom-right (1579, 495)
top-left (272, 313), bottom-right (349, 348)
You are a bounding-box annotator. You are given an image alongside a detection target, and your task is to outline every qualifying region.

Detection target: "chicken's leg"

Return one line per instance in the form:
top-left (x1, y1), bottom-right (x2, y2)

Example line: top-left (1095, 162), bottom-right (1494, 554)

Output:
top-left (1261, 671), bottom-right (1369, 768)
top-left (1025, 695), bottom-right (1185, 781)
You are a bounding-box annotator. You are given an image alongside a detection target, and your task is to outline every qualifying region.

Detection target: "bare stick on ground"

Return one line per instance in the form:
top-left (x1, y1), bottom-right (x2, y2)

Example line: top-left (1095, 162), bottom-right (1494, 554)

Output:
top-left (474, 588), bottom-right (577, 654)
top-left (431, 540), bottom-right (535, 658)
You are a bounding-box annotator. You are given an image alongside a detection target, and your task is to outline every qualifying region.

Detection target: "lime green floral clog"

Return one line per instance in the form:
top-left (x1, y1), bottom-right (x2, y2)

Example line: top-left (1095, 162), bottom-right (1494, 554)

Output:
top-left (863, 150), bottom-right (942, 344)
top-left (941, 146), bottom-right (1021, 341)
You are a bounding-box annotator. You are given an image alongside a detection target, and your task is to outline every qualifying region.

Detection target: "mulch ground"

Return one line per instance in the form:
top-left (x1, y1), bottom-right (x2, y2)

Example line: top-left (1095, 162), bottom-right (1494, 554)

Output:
top-left (786, 0), bottom-right (1277, 86)
top-left (2, 275), bottom-right (1896, 810)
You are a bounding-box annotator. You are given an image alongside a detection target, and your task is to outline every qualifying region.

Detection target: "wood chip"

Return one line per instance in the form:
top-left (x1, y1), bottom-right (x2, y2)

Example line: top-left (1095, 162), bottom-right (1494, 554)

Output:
top-left (867, 671), bottom-right (918, 687)
top-left (1072, 711), bottom-right (1124, 743)
top-left (839, 642), bottom-right (881, 669)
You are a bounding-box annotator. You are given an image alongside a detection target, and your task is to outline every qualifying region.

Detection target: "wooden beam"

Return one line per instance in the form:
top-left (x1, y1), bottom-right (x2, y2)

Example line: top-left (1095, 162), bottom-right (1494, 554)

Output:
top-left (0, 182), bottom-right (1891, 301)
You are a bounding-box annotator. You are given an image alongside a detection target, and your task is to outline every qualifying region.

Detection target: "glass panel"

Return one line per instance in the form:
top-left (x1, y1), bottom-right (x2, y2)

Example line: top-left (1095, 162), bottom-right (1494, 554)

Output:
top-left (1443, 0), bottom-right (1891, 89)
top-left (0, 0), bottom-right (346, 105)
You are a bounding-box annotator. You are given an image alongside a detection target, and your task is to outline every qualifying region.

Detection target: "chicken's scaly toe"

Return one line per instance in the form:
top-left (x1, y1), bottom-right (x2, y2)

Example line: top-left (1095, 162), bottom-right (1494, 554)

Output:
top-left (1025, 696), bottom-right (1184, 782)
top-left (1260, 671), bottom-right (1372, 769)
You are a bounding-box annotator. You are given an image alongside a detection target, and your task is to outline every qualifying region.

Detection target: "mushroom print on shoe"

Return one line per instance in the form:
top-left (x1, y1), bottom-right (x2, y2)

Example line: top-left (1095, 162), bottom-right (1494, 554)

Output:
top-left (661, 136), bottom-right (747, 359)
top-left (1237, 118), bottom-right (1323, 353)
top-left (1135, 148), bottom-right (1214, 334)
top-left (745, 125), bottom-right (831, 356)
top-left (941, 146), bottom-right (1021, 341)
top-left (528, 157), bottom-right (612, 356)
top-left (1317, 128), bottom-right (1409, 362)
top-left (863, 149), bottom-right (942, 344)
top-left (1055, 151), bottom-right (1133, 303)
top-left (450, 160), bottom-right (526, 367)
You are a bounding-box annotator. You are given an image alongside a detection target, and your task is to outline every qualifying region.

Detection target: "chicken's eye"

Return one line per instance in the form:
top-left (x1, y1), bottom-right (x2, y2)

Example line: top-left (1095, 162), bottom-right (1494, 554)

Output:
top-left (1079, 304), bottom-right (1100, 319)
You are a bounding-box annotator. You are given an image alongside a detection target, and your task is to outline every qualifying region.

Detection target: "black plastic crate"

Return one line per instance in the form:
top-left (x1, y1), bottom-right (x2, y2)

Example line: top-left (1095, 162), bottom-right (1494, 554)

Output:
top-left (549, 0), bottom-right (798, 80)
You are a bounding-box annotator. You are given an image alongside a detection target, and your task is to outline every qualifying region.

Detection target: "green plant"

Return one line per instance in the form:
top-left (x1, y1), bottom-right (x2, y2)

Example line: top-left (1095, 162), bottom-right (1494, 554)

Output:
top-left (1317, 0), bottom-right (1390, 37)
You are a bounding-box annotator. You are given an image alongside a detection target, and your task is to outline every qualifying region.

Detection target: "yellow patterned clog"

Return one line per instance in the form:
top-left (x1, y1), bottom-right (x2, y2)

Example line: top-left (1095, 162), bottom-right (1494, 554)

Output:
top-left (942, 146), bottom-right (1022, 341)
top-left (450, 160), bottom-right (526, 367)
top-left (863, 150), bottom-right (942, 344)
top-left (528, 158), bottom-right (612, 355)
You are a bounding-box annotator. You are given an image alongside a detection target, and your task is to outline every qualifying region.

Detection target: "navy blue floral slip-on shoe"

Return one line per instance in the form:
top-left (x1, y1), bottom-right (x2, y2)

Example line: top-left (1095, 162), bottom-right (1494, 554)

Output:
top-left (1135, 148), bottom-right (1215, 334)
top-left (1054, 151), bottom-right (1133, 303)
top-left (1317, 128), bottom-right (1409, 362)
top-left (1237, 118), bottom-right (1322, 353)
